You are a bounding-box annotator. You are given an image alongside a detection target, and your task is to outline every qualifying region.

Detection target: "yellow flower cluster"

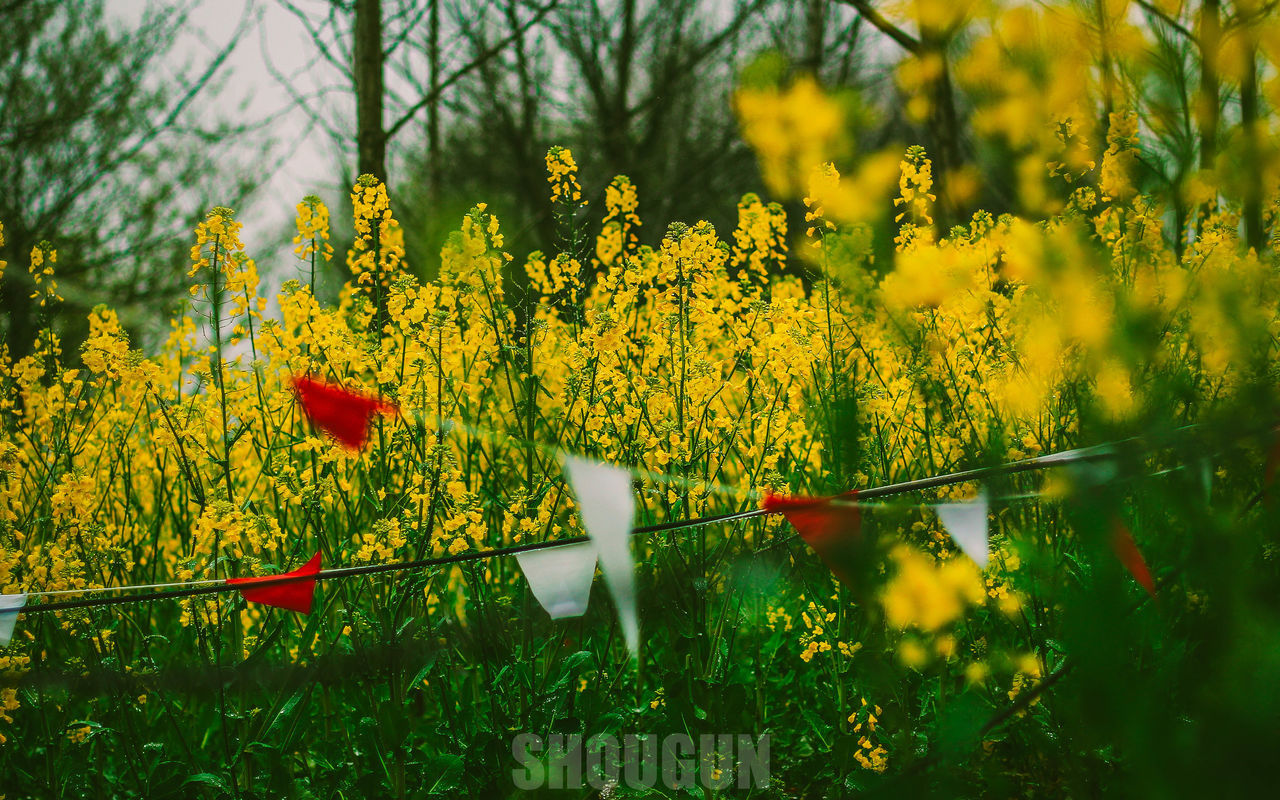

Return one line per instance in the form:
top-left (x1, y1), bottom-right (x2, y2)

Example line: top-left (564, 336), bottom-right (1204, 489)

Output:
top-left (597, 175), bottom-right (641, 266)
top-left (735, 76), bottom-right (846, 198)
top-left (27, 242), bottom-right (61, 307)
top-left (188, 207), bottom-right (244, 280)
top-left (732, 193), bottom-right (788, 284)
top-left (796, 595), bottom-right (860, 664)
top-left (893, 145), bottom-right (937, 239)
top-left (847, 697), bottom-right (887, 772)
top-left (293, 194), bottom-right (334, 267)
top-left (881, 545), bottom-right (986, 632)
top-left (1006, 652), bottom-right (1045, 713)
top-left (546, 146), bottom-right (583, 204)
top-left (348, 174), bottom-right (406, 335)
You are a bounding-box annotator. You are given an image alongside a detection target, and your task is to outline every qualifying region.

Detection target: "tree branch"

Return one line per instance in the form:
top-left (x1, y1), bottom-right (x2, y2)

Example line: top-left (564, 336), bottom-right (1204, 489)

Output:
top-left (384, 0), bottom-right (559, 141)
top-left (1134, 0), bottom-right (1196, 44)
top-left (837, 0), bottom-right (919, 53)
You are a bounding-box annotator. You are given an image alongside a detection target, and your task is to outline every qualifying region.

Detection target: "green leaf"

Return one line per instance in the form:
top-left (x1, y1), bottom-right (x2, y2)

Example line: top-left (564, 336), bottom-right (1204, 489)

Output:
top-left (420, 754), bottom-right (464, 796)
top-left (182, 772), bottom-right (232, 794)
top-left (261, 684), bottom-right (311, 744)
top-left (406, 648), bottom-right (441, 698)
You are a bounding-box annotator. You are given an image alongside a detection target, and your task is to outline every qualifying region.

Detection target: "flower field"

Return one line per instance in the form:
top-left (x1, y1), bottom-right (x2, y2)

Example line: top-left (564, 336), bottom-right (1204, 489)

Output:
top-left (4, 3), bottom-right (1280, 797)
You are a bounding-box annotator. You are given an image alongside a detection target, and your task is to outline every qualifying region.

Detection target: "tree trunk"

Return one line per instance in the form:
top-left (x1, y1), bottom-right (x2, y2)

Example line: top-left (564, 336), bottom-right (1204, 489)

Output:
top-left (922, 29), bottom-right (962, 228)
top-left (1197, 0), bottom-right (1220, 172)
top-left (1194, 0), bottom-right (1220, 239)
top-left (803, 0), bottom-right (826, 76)
top-left (1241, 39), bottom-right (1263, 252)
top-left (355, 0), bottom-right (387, 182)
top-left (427, 0), bottom-right (441, 205)
top-left (1095, 0), bottom-right (1115, 120)
top-left (608, 0), bottom-right (637, 170)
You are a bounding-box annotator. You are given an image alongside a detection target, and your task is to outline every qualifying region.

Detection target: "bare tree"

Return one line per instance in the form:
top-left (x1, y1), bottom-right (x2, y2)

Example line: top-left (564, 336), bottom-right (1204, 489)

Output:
top-left (1134, 0), bottom-right (1271, 253)
top-left (274, 0), bottom-right (558, 186)
top-left (393, 0), bottom-right (776, 261)
top-left (839, 0), bottom-right (967, 225)
top-left (0, 0), bottom-right (257, 358)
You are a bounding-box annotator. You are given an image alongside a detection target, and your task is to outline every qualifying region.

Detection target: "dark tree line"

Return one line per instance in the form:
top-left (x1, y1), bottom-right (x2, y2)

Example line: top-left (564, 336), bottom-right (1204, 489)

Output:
top-left (5, 0), bottom-right (1275, 358)
top-left (0, 0), bottom-right (259, 359)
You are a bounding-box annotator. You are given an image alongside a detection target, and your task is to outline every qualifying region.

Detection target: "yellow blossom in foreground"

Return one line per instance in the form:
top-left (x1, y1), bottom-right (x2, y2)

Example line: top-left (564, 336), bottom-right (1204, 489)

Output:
top-left (882, 545), bottom-right (985, 632)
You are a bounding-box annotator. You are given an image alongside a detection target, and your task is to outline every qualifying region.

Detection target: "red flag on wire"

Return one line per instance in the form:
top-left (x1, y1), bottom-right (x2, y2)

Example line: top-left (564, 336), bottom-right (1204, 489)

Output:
top-left (1109, 519), bottom-right (1155, 597)
top-left (228, 552), bottom-right (323, 613)
top-left (291, 374), bottom-right (397, 450)
top-left (764, 492), bottom-right (862, 585)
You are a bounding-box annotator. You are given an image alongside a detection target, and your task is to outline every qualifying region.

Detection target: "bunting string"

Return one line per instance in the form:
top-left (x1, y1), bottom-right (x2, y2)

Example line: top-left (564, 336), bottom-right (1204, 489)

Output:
top-left (2, 437), bottom-right (1191, 618)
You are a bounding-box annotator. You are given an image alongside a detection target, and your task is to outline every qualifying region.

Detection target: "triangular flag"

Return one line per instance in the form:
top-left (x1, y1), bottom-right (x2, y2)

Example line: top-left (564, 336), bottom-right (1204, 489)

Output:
top-left (935, 492), bottom-right (989, 569)
top-left (227, 552), bottom-right (322, 613)
top-left (563, 456), bottom-right (638, 655)
top-left (0, 593), bottom-right (27, 646)
top-left (1265, 435), bottom-right (1280, 501)
top-left (1109, 519), bottom-right (1155, 597)
top-left (763, 492), bottom-right (862, 586)
top-left (516, 542), bottom-right (598, 619)
top-left (291, 374), bottom-right (397, 449)
top-left (1036, 444), bottom-right (1115, 465)
top-left (1065, 458), bottom-right (1120, 488)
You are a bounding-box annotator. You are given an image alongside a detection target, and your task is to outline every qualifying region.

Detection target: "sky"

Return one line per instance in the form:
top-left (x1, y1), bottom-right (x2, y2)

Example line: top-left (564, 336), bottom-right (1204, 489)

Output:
top-left (117, 0), bottom-right (902, 273)
top-left (136, 0), bottom-right (345, 264)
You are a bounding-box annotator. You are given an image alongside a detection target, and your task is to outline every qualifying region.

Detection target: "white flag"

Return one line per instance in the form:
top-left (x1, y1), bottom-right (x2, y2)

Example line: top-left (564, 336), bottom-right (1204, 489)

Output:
top-left (516, 542), bottom-right (598, 619)
top-left (0, 593), bottom-right (27, 647)
top-left (1039, 445), bottom-right (1119, 486)
top-left (1035, 444), bottom-right (1114, 465)
top-left (935, 493), bottom-right (990, 569)
top-left (563, 456), bottom-right (639, 655)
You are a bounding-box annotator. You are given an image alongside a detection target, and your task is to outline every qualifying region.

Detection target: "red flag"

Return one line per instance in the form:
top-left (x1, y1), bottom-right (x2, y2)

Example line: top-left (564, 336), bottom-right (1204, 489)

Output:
top-left (764, 492), bottom-right (862, 585)
top-left (1109, 520), bottom-right (1155, 597)
top-left (1265, 433), bottom-right (1280, 500)
top-left (291, 374), bottom-right (397, 449)
top-left (228, 552), bottom-right (322, 613)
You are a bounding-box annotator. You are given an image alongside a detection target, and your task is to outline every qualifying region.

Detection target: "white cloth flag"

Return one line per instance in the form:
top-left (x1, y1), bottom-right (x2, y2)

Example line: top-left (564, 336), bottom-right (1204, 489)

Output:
top-left (1034, 444), bottom-right (1114, 465)
top-left (516, 542), bottom-right (598, 619)
top-left (0, 593), bottom-right (28, 647)
top-left (935, 493), bottom-right (990, 569)
top-left (1039, 445), bottom-right (1119, 486)
top-left (563, 456), bottom-right (639, 655)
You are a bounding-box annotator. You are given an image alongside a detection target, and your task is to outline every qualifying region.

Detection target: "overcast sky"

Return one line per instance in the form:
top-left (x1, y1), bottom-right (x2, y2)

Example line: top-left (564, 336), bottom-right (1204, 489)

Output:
top-left (118, 0), bottom-right (904, 276)
top-left (146, 0), bottom-right (343, 264)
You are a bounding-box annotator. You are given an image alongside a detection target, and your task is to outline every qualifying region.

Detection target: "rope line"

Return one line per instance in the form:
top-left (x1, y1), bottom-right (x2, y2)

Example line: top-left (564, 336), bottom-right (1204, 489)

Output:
top-left (3, 443), bottom-right (1124, 616)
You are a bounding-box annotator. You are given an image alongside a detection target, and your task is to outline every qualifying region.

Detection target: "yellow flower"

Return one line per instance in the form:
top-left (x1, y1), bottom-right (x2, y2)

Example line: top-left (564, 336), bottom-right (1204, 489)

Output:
top-left (881, 545), bottom-right (984, 632)
top-left (27, 241), bottom-right (62, 307)
top-left (546, 146), bottom-right (584, 204)
top-left (734, 75), bottom-right (846, 198)
top-left (66, 724), bottom-right (93, 744)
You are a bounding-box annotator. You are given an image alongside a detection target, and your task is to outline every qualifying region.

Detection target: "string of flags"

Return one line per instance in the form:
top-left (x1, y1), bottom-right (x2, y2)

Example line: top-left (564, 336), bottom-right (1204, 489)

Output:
top-left (0, 374), bottom-right (1171, 649)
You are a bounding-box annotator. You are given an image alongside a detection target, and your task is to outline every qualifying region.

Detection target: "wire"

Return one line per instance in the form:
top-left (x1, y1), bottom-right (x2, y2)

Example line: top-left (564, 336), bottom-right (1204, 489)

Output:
top-left (3, 443), bottom-right (1119, 617)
